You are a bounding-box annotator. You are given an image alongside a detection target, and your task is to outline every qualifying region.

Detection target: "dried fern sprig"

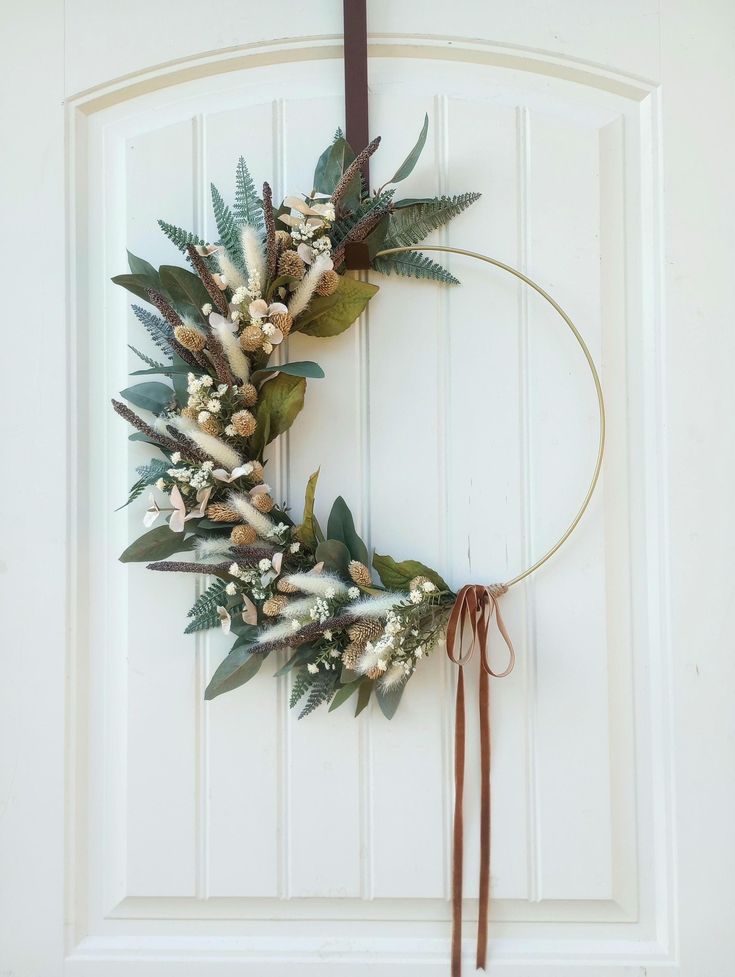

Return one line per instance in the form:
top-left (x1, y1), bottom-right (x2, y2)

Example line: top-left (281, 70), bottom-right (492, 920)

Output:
top-left (331, 136), bottom-right (381, 210)
top-left (186, 244), bottom-right (229, 316)
top-left (331, 205), bottom-right (392, 269)
top-left (111, 399), bottom-right (182, 454)
top-left (262, 182), bottom-right (277, 283)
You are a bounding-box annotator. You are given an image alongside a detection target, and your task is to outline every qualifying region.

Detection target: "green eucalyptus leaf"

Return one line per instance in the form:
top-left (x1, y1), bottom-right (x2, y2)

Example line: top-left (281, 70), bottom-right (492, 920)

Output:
top-left (296, 276), bottom-right (378, 338)
top-left (326, 496), bottom-right (369, 565)
top-left (376, 680), bottom-right (407, 720)
top-left (127, 250), bottom-right (159, 281)
top-left (204, 644), bottom-right (265, 700)
top-left (159, 265), bottom-right (210, 319)
top-left (274, 644), bottom-right (317, 677)
top-left (388, 113), bottom-right (429, 184)
top-left (119, 524), bottom-right (196, 563)
top-left (313, 135), bottom-right (356, 195)
top-left (251, 373), bottom-right (306, 457)
top-left (372, 553), bottom-right (451, 592)
top-left (129, 431), bottom-right (165, 447)
top-left (365, 213), bottom-right (391, 259)
top-left (293, 469), bottom-right (320, 548)
top-left (112, 273), bottom-right (165, 304)
top-left (315, 538), bottom-right (352, 573)
top-left (329, 680), bottom-right (361, 712)
top-left (251, 361), bottom-right (325, 382)
top-left (355, 679), bottom-right (373, 716)
top-left (120, 381), bottom-right (174, 415)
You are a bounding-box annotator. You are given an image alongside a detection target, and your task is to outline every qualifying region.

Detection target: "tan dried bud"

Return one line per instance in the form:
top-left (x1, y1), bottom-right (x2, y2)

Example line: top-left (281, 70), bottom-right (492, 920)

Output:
top-left (347, 619), bottom-right (383, 646)
top-left (248, 460), bottom-right (265, 482)
top-left (408, 575), bottom-right (431, 592)
top-left (199, 416), bottom-right (222, 436)
top-left (348, 560), bottom-right (372, 587)
top-left (277, 250), bottom-right (305, 280)
top-left (174, 324), bottom-right (207, 352)
top-left (341, 643), bottom-right (363, 671)
top-left (263, 595), bottom-right (289, 618)
top-left (276, 578), bottom-right (300, 594)
top-left (240, 324), bottom-right (264, 352)
top-left (366, 665), bottom-right (383, 680)
top-left (315, 269), bottom-right (340, 296)
top-left (242, 383), bottom-right (258, 407)
top-left (230, 524), bottom-right (258, 546)
top-left (232, 409), bottom-right (257, 437)
top-left (269, 310), bottom-right (293, 338)
top-left (206, 502), bottom-right (240, 522)
top-left (251, 492), bottom-right (275, 513)
top-left (275, 229), bottom-right (291, 253)
top-left (181, 406), bottom-right (199, 420)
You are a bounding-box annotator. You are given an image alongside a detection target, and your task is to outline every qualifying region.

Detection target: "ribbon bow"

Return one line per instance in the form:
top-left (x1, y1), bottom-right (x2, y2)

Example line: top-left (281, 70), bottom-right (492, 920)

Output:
top-left (446, 584), bottom-right (515, 976)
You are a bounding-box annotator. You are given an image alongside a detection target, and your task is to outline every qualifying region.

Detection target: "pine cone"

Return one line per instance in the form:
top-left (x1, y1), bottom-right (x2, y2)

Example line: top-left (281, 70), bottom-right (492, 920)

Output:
top-left (409, 575), bottom-right (430, 591)
top-left (251, 492), bottom-right (275, 513)
top-left (231, 524), bottom-right (258, 546)
top-left (263, 595), bottom-right (289, 617)
top-left (341, 643), bottom-right (363, 671)
top-left (240, 324), bottom-right (264, 352)
top-left (269, 310), bottom-right (293, 338)
top-left (277, 578), bottom-right (300, 594)
top-left (207, 502), bottom-right (240, 522)
top-left (181, 406), bottom-right (199, 420)
top-left (174, 324), bottom-right (206, 352)
top-left (275, 229), bottom-right (291, 253)
top-left (347, 619), bottom-right (383, 645)
top-left (348, 560), bottom-right (372, 587)
top-left (315, 270), bottom-right (340, 296)
top-left (249, 460), bottom-right (265, 482)
top-left (242, 383), bottom-right (258, 407)
top-left (366, 666), bottom-right (383, 680)
top-left (278, 250), bottom-right (305, 279)
top-left (232, 409), bottom-right (257, 437)
top-left (199, 416), bottom-right (222, 436)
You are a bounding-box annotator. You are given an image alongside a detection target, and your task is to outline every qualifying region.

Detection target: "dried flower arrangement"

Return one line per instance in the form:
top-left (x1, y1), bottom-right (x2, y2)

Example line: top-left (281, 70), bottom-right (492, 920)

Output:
top-left (113, 118), bottom-right (480, 719)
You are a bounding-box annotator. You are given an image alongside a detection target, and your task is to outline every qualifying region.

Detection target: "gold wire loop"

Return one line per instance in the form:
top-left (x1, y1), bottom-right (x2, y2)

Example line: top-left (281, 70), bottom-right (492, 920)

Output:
top-left (375, 245), bottom-right (607, 590)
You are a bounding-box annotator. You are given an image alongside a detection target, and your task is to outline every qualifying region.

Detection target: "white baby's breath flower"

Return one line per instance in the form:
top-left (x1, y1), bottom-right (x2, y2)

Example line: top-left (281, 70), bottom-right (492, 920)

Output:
top-left (307, 663), bottom-right (319, 675)
top-left (201, 376), bottom-right (213, 388)
top-left (258, 558), bottom-right (272, 573)
top-left (290, 542), bottom-right (300, 553)
top-left (171, 452), bottom-right (181, 464)
top-left (348, 586), bottom-right (360, 600)
top-left (290, 619), bottom-right (300, 631)
top-left (155, 477), bottom-right (165, 491)
top-left (422, 580), bottom-right (436, 592)
top-left (409, 589), bottom-right (423, 604)
top-left (325, 586), bottom-right (336, 599)
top-left (225, 424), bottom-right (236, 436)
top-left (229, 562), bottom-right (240, 577)
top-left (198, 410), bottom-right (210, 423)
top-left (323, 630), bottom-right (333, 641)
top-left (225, 581), bottom-right (237, 596)
top-left (201, 303), bottom-right (212, 316)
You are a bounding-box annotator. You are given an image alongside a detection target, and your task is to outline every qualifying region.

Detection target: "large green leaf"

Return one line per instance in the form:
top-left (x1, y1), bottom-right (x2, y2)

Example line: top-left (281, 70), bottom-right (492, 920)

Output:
top-left (293, 469), bottom-right (322, 549)
top-left (388, 113), bottom-right (429, 184)
top-left (327, 497), bottom-right (369, 565)
top-left (313, 135), bottom-right (356, 195)
top-left (376, 681), bottom-right (406, 720)
top-left (111, 273), bottom-right (164, 304)
top-left (296, 277), bottom-right (379, 337)
top-left (127, 250), bottom-right (159, 281)
top-left (251, 361), bottom-right (325, 383)
top-left (372, 553), bottom-right (451, 592)
top-left (329, 679), bottom-right (361, 712)
top-left (159, 265), bottom-right (211, 319)
top-left (204, 644), bottom-right (265, 700)
top-left (251, 374), bottom-right (306, 457)
top-left (120, 381), bottom-right (174, 415)
top-left (315, 538), bottom-right (351, 573)
top-left (119, 524), bottom-right (197, 563)
top-left (355, 679), bottom-right (373, 716)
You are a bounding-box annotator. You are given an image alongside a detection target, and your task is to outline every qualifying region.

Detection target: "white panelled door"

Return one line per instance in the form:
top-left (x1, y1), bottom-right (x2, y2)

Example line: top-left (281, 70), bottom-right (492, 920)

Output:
top-left (3, 2), bottom-right (734, 975)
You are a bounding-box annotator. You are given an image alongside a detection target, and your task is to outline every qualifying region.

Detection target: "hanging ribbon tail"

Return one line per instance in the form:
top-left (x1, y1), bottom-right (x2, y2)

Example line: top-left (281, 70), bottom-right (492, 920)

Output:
top-left (446, 583), bottom-right (516, 977)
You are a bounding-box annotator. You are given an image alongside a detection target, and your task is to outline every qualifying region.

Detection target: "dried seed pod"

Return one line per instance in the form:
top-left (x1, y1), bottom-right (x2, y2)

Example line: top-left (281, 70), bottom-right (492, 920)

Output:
top-left (278, 250), bottom-right (305, 279)
top-left (181, 406), bottom-right (199, 420)
top-left (248, 460), bottom-right (265, 482)
top-left (276, 578), bottom-right (300, 594)
top-left (263, 595), bottom-right (289, 618)
top-left (230, 524), bottom-right (258, 546)
top-left (199, 416), bottom-right (222, 436)
top-left (366, 665), bottom-right (383, 680)
top-left (174, 325), bottom-right (206, 352)
top-left (315, 269), bottom-right (340, 296)
top-left (207, 502), bottom-right (240, 522)
top-left (348, 560), bottom-right (372, 588)
top-left (347, 619), bottom-right (383, 645)
top-left (240, 324), bottom-right (264, 352)
top-left (251, 493), bottom-right (275, 513)
top-left (341, 643), bottom-right (363, 671)
top-left (231, 409), bottom-right (257, 437)
top-left (269, 310), bottom-right (293, 338)
top-left (275, 229), bottom-right (291, 253)
top-left (242, 383), bottom-right (258, 407)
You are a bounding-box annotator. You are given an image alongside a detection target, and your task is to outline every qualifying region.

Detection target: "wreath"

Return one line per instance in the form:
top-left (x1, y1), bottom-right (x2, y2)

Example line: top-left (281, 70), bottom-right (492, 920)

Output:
top-left (113, 119), bottom-right (481, 719)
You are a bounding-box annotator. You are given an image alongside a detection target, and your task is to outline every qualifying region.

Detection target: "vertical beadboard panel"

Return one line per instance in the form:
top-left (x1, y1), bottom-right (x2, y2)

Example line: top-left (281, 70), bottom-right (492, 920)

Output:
top-left (282, 96), bottom-right (363, 897)
top-left (123, 119), bottom-right (199, 896)
top-left (526, 111), bottom-right (612, 899)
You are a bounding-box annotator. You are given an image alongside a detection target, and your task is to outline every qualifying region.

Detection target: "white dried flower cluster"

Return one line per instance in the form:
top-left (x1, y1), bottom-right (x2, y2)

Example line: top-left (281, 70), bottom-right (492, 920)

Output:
top-left (167, 459), bottom-right (214, 490)
top-left (311, 234), bottom-right (333, 256)
top-left (348, 586), bottom-right (360, 600)
top-left (309, 597), bottom-right (331, 624)
top-left (408, 580), bottom-right (437, 604)
top-left (187, 375), bottom-right (228, 413)
top-left (225, 581), bottom-right (237, 596)
top-left (266, 522), bottom-right (290, 543)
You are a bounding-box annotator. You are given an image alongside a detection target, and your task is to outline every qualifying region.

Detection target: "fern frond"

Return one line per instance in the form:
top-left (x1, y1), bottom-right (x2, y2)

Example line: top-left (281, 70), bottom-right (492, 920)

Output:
top-left (128, 345), bottom-right (167, 370)
top-left (158, 219), bottom-right (205, 254)
top-left (118, 458), bottom-right (169, 511)
top-left (299, 671), bottom-right (337, 719)
top-left (385, 193), bottom-right (481, 248)
top-left (290, 668), bottom-right (314, 709)
top-left (372, 251), bottom-right (459, 285)
top-left (184, 579), bottom-right (229, 634)
top-left (233, 157), bottom-right (263, 230)
top-left (131, 305), bottom-right (174, 355)
top-left (210, 183), bottom-right (243, 267)
top-left (331, 189), bottom-right (394, 246)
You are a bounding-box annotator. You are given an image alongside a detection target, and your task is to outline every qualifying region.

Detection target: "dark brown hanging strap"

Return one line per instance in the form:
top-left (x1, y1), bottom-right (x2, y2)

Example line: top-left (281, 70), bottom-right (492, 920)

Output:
top-left (342, 0), bottom-right (370, 184)
top-left (446, 584), bottom-right (516, 975)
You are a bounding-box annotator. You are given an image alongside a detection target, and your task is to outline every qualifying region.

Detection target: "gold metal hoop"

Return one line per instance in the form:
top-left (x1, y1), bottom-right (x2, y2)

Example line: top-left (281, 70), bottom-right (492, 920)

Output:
top-left (375, 245), bottom-right (606, 590)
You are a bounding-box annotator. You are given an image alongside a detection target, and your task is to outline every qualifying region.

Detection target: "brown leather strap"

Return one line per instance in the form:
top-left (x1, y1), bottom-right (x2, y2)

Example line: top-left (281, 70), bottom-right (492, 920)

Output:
top-left (447, 584), bottom-right (516, 975)
top-left (342, 0), bottom-right (370, 185)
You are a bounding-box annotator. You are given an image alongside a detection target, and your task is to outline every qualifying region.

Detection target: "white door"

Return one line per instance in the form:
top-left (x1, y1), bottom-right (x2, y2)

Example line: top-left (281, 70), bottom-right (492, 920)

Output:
top-left (3, 2), bottom-right (734, 974)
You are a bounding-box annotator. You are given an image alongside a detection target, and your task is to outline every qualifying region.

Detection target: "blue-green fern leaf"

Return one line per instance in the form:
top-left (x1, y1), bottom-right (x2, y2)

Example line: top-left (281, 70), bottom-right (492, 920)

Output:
top-left (233, 157), bottom-right (263, 230)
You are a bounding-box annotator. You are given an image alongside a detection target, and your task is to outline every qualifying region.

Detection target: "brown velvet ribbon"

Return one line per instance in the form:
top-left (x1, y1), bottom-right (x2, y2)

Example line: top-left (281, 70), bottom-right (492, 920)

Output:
top-left (446, 584), bottom-right (516, 976)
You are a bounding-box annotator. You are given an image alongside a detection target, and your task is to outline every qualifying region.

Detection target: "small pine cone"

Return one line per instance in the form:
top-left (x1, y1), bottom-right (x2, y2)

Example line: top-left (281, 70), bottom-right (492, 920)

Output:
top-left (269, 310), bottom-right (293, 338)
top-left (275, 229), bottom-right (291, 253)
top-left (232, 409), bottom-right (257, 437)
top-left (315, 270), bottom-right (340, 296)
top-left (278, 250), bottom-right (305, 280)
top-left (199, 416), bottom-right (222, 436)
top-left (248, 460), bottom-right (265, 482)
top-left (230, 524), bottom-right (258, 546)
top-left (174, 325), bottom-right (206, 352)
top-left (366, 666), bottom-right (383, 680)
top-left (277, 578), bottom-right (300, 594)
top-left (207, 502), bottom-right (240, 522)
top-left (242, 383), bottom-right (258, 407)
top-left (347, 619), bottom-right (383, 645)
top-left (181, 406), bottom-right (199, 420)
top-left (409, 575), bottom-right (430, 591)
top-left (263, 595), bottom-right (289, 618)
top-left (240, 324), bottom-right (264, 352)
top-left (341, 643), bottom-right (363, 671)
top-left (348, 560), bottom-right (372, 587)
top-left (251, 493), bottom-right (275, 513)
